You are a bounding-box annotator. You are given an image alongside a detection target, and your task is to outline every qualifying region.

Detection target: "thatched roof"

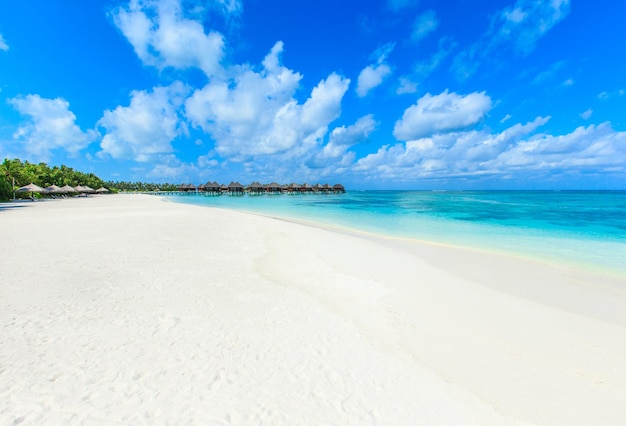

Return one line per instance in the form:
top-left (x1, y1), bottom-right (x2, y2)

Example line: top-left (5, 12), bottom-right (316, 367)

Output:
top-left (44, 185), bottom-right (63, 193)
top-left (16, 183), bottom-right (44, 193)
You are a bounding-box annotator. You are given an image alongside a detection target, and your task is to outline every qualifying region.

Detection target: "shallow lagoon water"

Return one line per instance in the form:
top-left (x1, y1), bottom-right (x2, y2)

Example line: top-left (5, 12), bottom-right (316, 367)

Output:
top-left (168, 190), bottom-right (626, 276)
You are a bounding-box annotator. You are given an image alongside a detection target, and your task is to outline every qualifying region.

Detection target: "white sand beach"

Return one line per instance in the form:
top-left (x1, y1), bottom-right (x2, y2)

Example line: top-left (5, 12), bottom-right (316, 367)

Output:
top-left (1, 194), bottom-right (625, 425)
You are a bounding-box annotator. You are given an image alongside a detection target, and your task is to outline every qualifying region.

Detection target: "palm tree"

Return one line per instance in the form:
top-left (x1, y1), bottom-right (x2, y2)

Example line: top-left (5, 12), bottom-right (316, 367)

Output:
top-left (0, 159), bottom-right (24, 200)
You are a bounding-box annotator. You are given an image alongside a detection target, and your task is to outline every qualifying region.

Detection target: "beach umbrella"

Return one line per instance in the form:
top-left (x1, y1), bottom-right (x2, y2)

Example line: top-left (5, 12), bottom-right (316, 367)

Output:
top-left (95, 187), bottom-right (109, 193)
top-left (44, 185), bottom-right (63, 195)
top-left (16, 183), bottom-right (44, 193)
top-left (59, 185), bottom-right (76, 193)
top-left (83, 186), bottom-right (96, 193)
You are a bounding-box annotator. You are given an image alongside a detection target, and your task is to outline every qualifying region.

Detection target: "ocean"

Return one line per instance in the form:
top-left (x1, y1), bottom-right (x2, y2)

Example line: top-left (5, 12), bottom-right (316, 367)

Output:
top-left (167, 190), bottom-right (626, 277)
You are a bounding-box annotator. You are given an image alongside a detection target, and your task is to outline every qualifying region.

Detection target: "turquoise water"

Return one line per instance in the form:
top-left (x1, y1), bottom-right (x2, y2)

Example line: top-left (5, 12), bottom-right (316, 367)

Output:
top-left (167, 191), bottom-right (626, 276)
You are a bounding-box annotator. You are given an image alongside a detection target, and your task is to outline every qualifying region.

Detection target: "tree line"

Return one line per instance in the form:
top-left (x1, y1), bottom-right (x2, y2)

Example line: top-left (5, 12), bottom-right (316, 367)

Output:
top-left (0, 158), bottom-right (178, 201)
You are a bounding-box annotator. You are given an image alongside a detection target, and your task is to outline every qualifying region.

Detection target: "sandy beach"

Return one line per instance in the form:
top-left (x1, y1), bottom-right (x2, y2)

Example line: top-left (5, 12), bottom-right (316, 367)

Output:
top-left (1, 194), bottom-right (625, 425)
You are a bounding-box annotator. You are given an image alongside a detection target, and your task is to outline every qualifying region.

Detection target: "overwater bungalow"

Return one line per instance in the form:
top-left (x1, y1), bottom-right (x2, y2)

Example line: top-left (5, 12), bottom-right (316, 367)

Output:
top-left (266, 182), bottom-right (283, 193)
top-left (228, 182), bottom-right (245, 194)
top-left (171, 181), bottom-right (346, 196)
top-left (178, 183), bottom-right (196, 193)
top-left (202, 181), bottom-right (221, 193)
top-left (286, 183), bottom-right (301, 193)
top-left (248, 182), bottom-right (264, 194)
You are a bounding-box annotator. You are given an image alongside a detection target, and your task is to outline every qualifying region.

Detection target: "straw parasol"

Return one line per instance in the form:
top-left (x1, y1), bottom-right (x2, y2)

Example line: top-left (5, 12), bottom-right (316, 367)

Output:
top-left (95, 187), bottom-right (110, 193)
top-left (44, 184), bottom-right (63, 194)
top-left (16, 183), bottom-right (44, 193)
top-left (59, 185), bottom-right (76, 193)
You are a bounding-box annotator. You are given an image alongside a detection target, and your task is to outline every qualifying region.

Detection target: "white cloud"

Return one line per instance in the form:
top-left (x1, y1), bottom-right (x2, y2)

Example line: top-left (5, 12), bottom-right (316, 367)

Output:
top-left (185, 42), bottom-right (350, 160)
top-left (356, 63), bottom-right (392, 97)
top-left (532, 61), bottom-right (565, 85)
top-left (213, 0), bottom-right (243, 15)
top-left (562, 78), bottom-right (574, 86)
top-left (411, 10), bottom-right (438, 43)
top-left (98, 82), bottom-right (188, 162)
top-left (487, 122), bottom-right (626, 173)
top-left (146, 154), bottom-right (198, 180)
top-left (597, 89), bottom-right (625, 100)
top-left (356, 44), bottom-right (394, 97)
top-left (501, 0), bottom-right (570, 54)
top-left (309, 114), bottom-right (377, 168)
top-left (0, 33), bottom-right (8, 51)
top-left (393, 90), bottom-right (492, 140)
top-left (353, 117), bottom-right (626, 184)
top-left (396, 77), bottom-right (418, 94)
top-left (452, 0), bottom-right (570, 80)
top-left (9, 95), bottom-right (97, 160)
top-left (111, 0), bottom-right (225, 76)
top-left (500, 114), bottom-right (512, 123)
top-left (580, 109), bottom-right (593, 120)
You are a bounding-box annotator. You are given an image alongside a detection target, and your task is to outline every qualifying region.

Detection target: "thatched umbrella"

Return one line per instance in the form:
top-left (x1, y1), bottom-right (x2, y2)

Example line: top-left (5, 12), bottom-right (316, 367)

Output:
top-left (16, 183), bottom-right (44, 200)
top-left (95, 187), bottom-right (110, 193)
top-left (16, 183), bottom-right (44, 193)
top-left (59, 185), bottom-right (76, 193)
top-left (83, 186), bottom-right (96, 193)
top-left (44, 184), bottom-right (63, 194)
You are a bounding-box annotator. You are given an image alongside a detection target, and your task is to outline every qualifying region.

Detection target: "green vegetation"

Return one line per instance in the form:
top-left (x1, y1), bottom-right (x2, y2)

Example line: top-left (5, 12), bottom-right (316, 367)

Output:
top-left (0, 158), bottom-right (180, 201)
top-left (105, 181), bottom-right (179, 192)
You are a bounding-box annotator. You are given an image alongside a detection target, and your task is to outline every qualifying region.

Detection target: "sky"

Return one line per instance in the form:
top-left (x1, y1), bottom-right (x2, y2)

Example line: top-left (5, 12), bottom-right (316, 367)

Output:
top-left (1, 0), bottom-right (625, 189)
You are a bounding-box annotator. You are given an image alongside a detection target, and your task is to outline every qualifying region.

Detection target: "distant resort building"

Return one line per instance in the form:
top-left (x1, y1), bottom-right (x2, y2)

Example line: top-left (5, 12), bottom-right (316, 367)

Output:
top-left (171, 181), bottom-right (346, 195)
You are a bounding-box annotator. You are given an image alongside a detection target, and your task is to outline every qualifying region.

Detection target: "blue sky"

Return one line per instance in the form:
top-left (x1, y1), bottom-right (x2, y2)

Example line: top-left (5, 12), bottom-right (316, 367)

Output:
top-left (1, 0), bottom-right (625, 189)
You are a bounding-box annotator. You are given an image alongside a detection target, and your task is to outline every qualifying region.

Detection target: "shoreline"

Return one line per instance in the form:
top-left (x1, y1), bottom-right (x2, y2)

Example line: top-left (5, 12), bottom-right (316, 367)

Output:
top-left (2, 194), bottom-right (626, 424)
top-left (165, 194), bottom-right (626, 282)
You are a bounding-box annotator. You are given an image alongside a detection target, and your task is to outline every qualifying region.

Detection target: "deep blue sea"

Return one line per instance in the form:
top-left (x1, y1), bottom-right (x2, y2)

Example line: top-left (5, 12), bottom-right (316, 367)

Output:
top-left (167, 191), bottom-right (626, 277)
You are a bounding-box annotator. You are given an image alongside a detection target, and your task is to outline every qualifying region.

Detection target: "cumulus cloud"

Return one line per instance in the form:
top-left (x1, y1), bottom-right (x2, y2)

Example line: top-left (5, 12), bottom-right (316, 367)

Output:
top-left (353, 117), bottom-right (626, 184)
top-left (185, 42), bottom-right (350, 160)
top-left (356, 43), bottom-right (394, 97)
top-left (308, 114), bottom-right (377, 168)
top-left (98, 82), bottom-right (189, 162)
top-left (452, 0), bottom-right (571, 80)
top-left (393, 90), bottom-right (492, 140)
top-left (411, 10), bottom-right (438, 43)
top-left (9, 95), bottom-right (97, 160)
top-left (356, 63), bottom-right (392, 97)
top-left (145, 154), bottom-right (199, 180)
top-left (0, 33), bottom-right (8, 51)
top-left (111, 0), bottom-right (225, 76)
